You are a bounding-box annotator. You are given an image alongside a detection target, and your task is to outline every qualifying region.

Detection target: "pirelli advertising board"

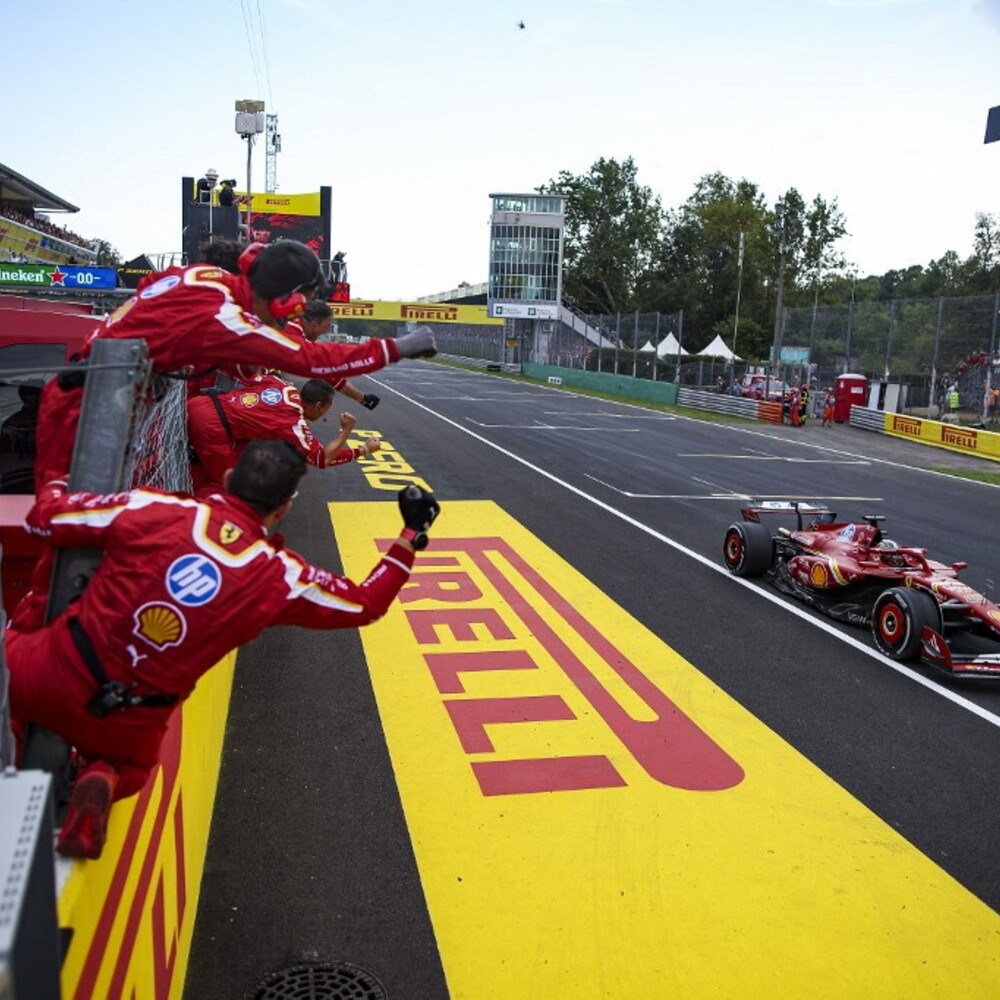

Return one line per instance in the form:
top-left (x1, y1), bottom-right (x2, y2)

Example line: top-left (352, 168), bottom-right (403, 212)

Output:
top-left (330, 300), bottom-right (503, 327)
top-left (885, 412), bottom-right (1000, 462)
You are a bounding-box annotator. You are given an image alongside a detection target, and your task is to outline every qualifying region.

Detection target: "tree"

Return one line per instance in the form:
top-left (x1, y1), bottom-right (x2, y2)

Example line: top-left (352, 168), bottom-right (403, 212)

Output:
top-left (967, 213), bottom-right (1000, 294)
top-left (646, 173), bottom-right (773, 357)
top-left (92, 239), bottom-right (122, 267)
top-left (539, 157), bottom-right (663, 316)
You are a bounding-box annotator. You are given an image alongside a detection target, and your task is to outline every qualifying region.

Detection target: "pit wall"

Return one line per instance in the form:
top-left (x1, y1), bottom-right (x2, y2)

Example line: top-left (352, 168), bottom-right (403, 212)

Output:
top-left (56, 653), bottom-right (236, 1000)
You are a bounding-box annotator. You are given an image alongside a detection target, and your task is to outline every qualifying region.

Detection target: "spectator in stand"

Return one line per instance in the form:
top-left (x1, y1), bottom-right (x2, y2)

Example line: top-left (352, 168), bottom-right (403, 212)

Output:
top-left (187, 375), bottom-right (380, 490)
top-left (0, 207), bottom-right (91, 250)
top-left (286, 300), bottom-right (381, 411)
top-left (33, 239), bottom-right (436, 492)
top-left (988, 384), bottom-right (999, 425)
top-left (7, 439), bottom-right (441, 858)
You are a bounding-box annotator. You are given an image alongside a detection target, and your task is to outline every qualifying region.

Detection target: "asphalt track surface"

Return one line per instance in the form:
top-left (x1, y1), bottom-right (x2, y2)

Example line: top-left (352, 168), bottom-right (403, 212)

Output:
top-left (186, 363), bottom-right (1000, 999)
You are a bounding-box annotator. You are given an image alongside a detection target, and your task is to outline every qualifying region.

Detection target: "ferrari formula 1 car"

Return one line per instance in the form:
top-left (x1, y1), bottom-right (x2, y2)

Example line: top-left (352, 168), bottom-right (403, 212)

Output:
top-left (722, 501), bottom-right (1000, 678)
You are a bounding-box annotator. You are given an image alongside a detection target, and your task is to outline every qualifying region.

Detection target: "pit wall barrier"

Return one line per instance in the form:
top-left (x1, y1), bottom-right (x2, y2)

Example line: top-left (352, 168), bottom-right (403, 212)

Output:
top-left (520, 364), bottom-right (784, 422)
top-left (850, 405), bottom-right (1000, 465)
top-left (55, 652), bottom-right (236, 1000)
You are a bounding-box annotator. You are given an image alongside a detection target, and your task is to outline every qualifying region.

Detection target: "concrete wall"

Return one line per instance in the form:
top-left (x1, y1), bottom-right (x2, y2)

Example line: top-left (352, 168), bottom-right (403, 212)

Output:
top-left (522, 363), bottom-right (679, 406)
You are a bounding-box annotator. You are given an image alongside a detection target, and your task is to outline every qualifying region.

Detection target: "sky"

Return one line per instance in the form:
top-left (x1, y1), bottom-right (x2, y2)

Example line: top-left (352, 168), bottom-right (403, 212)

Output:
top-left (6, 0), bottom-right (1000, 300)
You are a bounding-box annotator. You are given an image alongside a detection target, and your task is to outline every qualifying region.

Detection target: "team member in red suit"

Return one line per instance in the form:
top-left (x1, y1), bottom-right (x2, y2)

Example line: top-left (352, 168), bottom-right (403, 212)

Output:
top-left (34, 240), bottom-right (434, 489)
top-left (7, 440), bottom-right (441, 859)
top-left (284, 299), bottom-right (381, 411)
top-left (187, 375), bottom-right (379, 490)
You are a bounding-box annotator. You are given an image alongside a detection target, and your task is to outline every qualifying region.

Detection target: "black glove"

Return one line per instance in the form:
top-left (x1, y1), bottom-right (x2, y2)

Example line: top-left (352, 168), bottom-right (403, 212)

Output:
top-left (394, 326), bottom-right (437, 359)
top-left (398, 485), bottom-right (440, 551)
top-left (361, 393), bottom-right (380, 410)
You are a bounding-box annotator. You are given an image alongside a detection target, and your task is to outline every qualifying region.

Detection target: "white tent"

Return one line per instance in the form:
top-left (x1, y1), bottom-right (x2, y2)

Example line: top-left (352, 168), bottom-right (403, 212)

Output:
top-left (655, 332), bottom-right (689, 358)
top-left (697, 334), bottom-right (742, 361)
top-left (638, 340), bottom-right (656, 353)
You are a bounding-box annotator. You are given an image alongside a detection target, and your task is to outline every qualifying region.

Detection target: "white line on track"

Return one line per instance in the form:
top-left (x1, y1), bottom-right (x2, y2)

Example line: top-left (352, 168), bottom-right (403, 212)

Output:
top-left (677, 452), bottom-right (870, 464)
top-left (585, 472), bottom-right (885, 502)
top-left (371, 372), bottom-right (1000, 730)
top-left (467, 419), bottom-right (641, 432)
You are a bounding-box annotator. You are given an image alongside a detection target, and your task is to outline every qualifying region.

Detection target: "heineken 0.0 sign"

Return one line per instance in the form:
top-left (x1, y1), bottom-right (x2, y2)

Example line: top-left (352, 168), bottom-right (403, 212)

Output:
top-left (0, 262), bottom-right (118, 290)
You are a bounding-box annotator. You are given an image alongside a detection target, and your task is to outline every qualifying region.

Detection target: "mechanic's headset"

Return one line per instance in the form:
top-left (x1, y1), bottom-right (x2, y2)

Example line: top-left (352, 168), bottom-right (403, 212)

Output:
top-left (238, 242), bottom-right (310, 321)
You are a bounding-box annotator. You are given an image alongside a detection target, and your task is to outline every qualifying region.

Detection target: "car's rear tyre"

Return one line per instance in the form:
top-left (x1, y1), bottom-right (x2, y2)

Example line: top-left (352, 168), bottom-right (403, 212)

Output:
top-left (871, 587), bottom-right (941, 661)
top-left (723, 521), bottom-right (773, 577)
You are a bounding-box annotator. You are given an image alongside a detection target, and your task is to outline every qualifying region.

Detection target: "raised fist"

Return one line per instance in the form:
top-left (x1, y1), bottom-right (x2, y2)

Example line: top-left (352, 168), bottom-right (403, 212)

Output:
top-left (397, 484), bottom-right (440, 550)
top-left (394, 326), bottom-right (437, 359)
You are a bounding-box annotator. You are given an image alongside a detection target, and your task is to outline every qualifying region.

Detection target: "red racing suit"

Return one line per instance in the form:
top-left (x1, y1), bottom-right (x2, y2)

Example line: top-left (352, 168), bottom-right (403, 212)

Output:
top-left (7, 482), bottom-right (414, 797)
top-left (187, 372), bottom-right (365, 489)
top-left (35, 264), bottom-right (400, 489)
top-left (281, 319), bottom-right (350, 393)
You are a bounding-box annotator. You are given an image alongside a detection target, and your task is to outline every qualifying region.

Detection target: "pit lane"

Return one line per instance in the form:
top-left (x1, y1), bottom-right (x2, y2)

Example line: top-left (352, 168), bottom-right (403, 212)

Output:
top-left (186, 362), bottom-right (1000, 998)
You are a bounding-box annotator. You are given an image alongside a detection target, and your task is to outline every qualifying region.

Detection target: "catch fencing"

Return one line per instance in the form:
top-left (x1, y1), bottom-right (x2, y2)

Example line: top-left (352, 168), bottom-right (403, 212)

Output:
top-left (436, 295), bottom-right (1000, 419)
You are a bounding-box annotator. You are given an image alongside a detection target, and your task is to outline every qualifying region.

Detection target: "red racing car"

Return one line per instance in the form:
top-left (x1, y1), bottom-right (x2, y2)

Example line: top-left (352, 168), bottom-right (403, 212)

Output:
top-left (722, 501), bottom-right (1000, 678)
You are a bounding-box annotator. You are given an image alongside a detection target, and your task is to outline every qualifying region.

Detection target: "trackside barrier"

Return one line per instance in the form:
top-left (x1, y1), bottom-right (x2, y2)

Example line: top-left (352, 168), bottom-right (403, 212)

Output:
top-left (517, 363), bottom-right (793, 421)
top-left (676, 387), bottom-right (783, 423)
top-left (522, 363), bottom-right (678, 406)
top-left (850, 405), bottom-right (1000, 464)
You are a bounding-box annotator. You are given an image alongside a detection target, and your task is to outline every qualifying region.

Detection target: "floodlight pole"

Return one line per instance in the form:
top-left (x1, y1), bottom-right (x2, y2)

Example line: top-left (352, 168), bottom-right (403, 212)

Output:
top-left (235, 99), bottom-right (266, 240)
top-left (245, 135), bottom-right (253, 234)
top-left (731, 231), bottom-right (744, 383)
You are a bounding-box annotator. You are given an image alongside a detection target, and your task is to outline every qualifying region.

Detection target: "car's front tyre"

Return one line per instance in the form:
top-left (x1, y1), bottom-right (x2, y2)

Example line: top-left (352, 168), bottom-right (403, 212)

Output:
top-left (871, 587), bottom-right (941, 661)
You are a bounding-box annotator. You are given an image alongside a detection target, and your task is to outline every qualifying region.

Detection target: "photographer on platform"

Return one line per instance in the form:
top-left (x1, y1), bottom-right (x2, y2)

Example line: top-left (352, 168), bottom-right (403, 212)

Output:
top-left (218, 179), bottom-right (239, 208)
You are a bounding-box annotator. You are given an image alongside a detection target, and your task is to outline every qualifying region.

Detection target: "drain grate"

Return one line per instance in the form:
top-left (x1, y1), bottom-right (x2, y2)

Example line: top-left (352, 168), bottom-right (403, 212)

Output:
top-left (244, 961), bottom-right (388, 1000)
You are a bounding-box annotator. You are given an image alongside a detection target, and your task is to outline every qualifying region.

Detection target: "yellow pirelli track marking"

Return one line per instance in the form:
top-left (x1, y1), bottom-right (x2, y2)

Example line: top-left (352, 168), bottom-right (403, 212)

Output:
top-left (333, 501), bottom-right (1000, 999)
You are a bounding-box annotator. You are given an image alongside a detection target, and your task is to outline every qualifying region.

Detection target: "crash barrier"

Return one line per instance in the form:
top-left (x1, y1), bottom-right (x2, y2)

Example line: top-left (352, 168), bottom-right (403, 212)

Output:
top-left (676, 387), bottom-right (783, 423)
top-left (516, 363), bottom-right (796, 423)
top-left (849, 405), bottom-right (1000, 464)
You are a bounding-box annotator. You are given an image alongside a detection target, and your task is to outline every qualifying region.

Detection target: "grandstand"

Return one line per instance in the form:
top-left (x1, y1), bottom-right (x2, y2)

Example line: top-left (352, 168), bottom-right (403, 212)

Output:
top-left (0, 162), bottom-right (97, 265)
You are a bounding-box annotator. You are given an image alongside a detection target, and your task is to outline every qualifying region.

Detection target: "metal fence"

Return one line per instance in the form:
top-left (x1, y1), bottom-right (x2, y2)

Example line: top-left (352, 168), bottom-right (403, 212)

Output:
top-left (440, 295), bottom-right (1000, 419)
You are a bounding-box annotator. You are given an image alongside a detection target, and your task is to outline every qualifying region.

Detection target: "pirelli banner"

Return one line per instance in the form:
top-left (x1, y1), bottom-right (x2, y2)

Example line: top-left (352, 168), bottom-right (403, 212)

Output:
top-left (330, 300), bottom-right (504, 327)
top-left (884, 412), bottom-right (1000, 463)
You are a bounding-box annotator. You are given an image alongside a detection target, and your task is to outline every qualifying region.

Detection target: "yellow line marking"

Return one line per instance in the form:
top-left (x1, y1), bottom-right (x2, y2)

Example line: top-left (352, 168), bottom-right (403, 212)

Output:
top-left (333, 500), bottom-right (1000, 999)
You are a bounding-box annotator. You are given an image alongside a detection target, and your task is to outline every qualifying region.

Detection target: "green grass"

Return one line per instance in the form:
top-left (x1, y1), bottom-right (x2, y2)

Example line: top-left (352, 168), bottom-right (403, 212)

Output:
top-left (929, 467), bottom-right (1000, 485)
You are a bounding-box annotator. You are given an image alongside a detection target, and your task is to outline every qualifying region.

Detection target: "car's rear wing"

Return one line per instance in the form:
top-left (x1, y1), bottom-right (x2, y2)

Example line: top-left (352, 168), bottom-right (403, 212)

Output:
top-left (740, 500), bottom-right (838, 529)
